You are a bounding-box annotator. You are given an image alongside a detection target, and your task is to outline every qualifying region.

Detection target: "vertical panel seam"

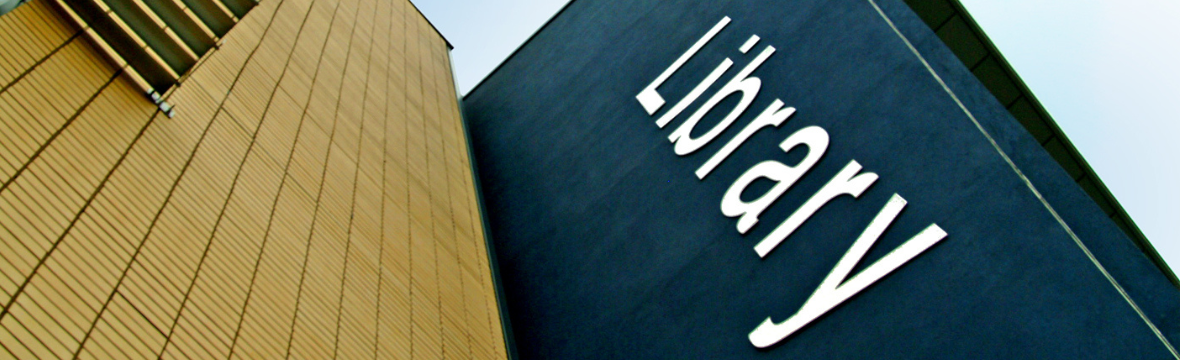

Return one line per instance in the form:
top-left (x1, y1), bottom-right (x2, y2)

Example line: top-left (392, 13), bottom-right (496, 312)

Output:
top-left (403, 5), bottom-right (414, 359)
top-left (223, 0), bottom-right (322, 357)
top-left (154, 0), bottom-right (292, 355)
top-left (371, 0), bottom-right (396, 357)
top-left (0, 30), bottom-right (84, 96)
top-left (0, 41), bottom-right (114, 196)
top-left (430, 36), bottom-right (472, 360)
top-left (0, 68), bottom-right (129, 321)
top-left (282, 0), bottom-right (362, 356)
top-left (70, 75), bottom-right (225, 357)
top-left (331, 0), bottom-right (378, 356)
top-left (279, 0), bottom-right (351, 353)
top-left (417, 12), bottom-right (446, 360)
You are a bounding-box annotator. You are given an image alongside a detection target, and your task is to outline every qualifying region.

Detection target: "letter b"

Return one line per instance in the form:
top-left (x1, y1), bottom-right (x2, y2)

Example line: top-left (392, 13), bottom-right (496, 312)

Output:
top-left (668, 46), bottom-right (776, 155)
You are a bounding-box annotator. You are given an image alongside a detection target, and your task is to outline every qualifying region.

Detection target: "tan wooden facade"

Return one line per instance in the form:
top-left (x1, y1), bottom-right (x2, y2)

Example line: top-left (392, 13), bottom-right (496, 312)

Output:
top-left (0, 0), bottom-right (507, 358)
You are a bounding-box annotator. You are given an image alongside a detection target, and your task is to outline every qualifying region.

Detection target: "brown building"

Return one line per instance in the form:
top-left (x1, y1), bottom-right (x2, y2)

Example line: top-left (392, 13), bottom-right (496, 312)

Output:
top-left (0, 0), bottom-right (507, 358)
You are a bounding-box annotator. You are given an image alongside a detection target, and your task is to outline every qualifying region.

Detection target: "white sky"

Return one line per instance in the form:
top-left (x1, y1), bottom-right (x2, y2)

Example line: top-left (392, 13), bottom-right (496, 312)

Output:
top-left (957, 0), bottom-right (1180, 273)
top-left (414, 0), bottom-right (1180, 272)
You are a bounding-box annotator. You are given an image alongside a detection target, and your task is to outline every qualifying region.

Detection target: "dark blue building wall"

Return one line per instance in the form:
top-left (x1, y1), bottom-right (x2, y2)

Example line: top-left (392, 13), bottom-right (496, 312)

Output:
top-left (461, 0), bottom-right (1180, 358)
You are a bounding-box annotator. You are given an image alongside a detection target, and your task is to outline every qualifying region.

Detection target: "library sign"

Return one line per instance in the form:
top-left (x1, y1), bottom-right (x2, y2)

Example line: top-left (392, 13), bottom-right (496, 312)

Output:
top-left (636, 16), bottom-right (948, 348)
top-left (462, 0), bottom-right (1180, 358)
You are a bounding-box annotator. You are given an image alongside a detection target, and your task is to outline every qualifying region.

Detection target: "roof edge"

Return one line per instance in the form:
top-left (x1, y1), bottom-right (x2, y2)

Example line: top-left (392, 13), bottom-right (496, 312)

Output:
top-left (939, 0), bottom-right (1179, 288)
top-left (407, 0), bottom-right (453, 49)
top-left (462, 0), bottom-right (577, 98)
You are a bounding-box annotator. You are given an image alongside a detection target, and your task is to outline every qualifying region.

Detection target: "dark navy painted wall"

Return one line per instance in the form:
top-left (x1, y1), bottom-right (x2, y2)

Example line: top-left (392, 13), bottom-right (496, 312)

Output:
top-left (462, 0), bottom-right (1180, 358)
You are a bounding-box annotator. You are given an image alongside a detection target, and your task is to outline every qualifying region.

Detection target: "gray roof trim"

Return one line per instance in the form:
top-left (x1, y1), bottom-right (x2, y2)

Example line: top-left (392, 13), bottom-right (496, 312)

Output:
top-left (904, 0), bottom-right (1179, 288)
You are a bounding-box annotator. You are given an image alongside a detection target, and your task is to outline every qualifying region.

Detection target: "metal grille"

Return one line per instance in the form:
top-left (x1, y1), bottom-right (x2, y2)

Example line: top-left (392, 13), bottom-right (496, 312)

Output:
top-left (53, 0), bottom-right (256, 94)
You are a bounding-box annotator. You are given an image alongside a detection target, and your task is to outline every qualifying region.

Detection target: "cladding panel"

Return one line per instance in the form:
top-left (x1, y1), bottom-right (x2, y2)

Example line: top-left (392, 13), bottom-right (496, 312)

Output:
top-left (0, 0), bottom-right (506, 358)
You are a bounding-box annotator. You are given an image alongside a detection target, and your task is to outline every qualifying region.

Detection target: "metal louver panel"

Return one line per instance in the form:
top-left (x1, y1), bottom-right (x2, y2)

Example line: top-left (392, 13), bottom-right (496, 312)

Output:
top-left (104, 0), bottom-right (197, 74)
top-left (137, 0), bottom-right (215, 58)
top-left (178, 0), bottom-right (235, 36)
top-left (57, 0), bottom-right (255, 93)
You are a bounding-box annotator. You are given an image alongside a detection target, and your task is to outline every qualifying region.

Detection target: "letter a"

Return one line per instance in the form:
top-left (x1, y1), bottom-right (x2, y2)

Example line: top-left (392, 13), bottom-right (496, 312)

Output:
top-left (754, 160), bottom-right (878, 258)
top-left (720, 126), bottom-right (828, 234)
